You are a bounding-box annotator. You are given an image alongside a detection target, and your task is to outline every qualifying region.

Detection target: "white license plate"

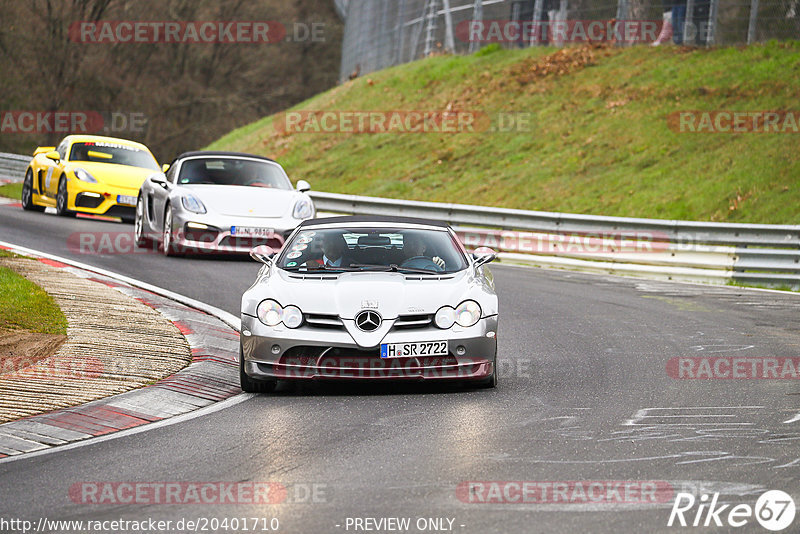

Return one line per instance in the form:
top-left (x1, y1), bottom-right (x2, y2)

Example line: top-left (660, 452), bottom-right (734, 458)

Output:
top-left (117, 195), bottom-right (137, 206)
top-left (231, 226), bottom-right (274, 238)
top-left (380, 341), bottom-right (448, 359)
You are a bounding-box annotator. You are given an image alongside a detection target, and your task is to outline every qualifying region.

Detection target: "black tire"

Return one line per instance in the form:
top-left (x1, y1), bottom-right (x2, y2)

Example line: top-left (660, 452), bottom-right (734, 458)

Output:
top-left (21, 169), bottom-right (44, 212)
top-left (160, 204), bottom-right (181, 257)
top-left (55, 177), bottom-right (75, 217)
top-left (239, 344), bottom-right (277, 393)
top-left (133, 196), bottom-right (151, 247)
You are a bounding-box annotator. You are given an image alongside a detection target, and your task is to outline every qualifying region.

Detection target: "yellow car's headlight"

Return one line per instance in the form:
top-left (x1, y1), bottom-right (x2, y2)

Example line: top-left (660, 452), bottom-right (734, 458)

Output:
top-left (73, 168), bottom-right (98, 183)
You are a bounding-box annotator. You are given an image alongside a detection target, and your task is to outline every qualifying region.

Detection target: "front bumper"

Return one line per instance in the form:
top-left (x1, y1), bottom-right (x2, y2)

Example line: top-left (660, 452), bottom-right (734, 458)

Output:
top-left (240, 315), bottom-right (498, 382)
top-left (68, 179), bottom-right (139, 218)
top-left (167, 211), bottom-right (303, 254)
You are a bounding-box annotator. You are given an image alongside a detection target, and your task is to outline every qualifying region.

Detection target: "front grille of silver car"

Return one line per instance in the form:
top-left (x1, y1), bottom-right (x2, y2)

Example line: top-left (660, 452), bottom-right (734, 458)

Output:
top-left (288, 274), bottom-right (339, 281)
top-left (304, 313), bottom-right (344, 329)
top-left (403, 275), bottom-right (456, 281)
top-left (393, 314), bottom-right (433, 329)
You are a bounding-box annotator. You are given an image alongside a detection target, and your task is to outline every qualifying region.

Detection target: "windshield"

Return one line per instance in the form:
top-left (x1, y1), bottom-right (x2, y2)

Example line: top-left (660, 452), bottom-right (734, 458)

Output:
top-left (278, 227), bottom-right (468, 273)
top-left (176, 158), bottom-right (292, 189)
top-left (68, 141), bottom-right (159, 170)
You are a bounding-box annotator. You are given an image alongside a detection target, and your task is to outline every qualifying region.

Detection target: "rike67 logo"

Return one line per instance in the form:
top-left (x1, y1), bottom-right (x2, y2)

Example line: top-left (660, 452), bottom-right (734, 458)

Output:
top-left (668, 490), bottom-right (796, 531)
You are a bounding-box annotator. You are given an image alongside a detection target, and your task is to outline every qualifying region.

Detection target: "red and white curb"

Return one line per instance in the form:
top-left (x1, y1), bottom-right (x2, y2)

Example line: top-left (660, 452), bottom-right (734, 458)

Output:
top-left (0, 242), bottom-right (246, 461)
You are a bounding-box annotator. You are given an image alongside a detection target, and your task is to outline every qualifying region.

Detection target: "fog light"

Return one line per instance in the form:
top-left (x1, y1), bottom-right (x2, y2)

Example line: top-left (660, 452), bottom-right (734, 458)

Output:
top-left (271, 344), bottom-right (281, 354)
top-left (187, 222), bottom-right (209, 230)
top-left (241, 329), bottom-right (251, 337)
top-left (456, 345), bottom-right (466, 356)
top-left (486, 331), bottom-right (496, 338)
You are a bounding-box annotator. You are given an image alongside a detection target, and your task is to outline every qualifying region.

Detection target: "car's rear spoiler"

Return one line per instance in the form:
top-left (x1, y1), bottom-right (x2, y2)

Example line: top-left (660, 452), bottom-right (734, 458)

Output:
top-left (32, 146), bottom-right (55, 156)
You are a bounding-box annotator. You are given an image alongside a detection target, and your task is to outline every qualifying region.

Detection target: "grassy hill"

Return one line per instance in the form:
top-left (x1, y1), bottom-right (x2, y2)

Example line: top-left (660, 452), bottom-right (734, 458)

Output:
top-left (208, 42), bottom-right (800, 224)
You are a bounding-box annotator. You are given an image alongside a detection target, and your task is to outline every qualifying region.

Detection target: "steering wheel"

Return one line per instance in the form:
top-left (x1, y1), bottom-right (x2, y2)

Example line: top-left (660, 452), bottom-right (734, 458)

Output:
top-left (400, 256), bottom-right (443, 272)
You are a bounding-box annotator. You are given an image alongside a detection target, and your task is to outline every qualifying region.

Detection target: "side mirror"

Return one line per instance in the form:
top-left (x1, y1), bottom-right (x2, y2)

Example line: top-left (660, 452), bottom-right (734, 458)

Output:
top-left (161, 163), bottom-right (171, 173)
top-left (150, 174), bottom-right (169, 189)
top-left (45, 150), bottom-right (60, 162)
top-left (472, 246), bottom-right (497, 268)
top-left (250, 245), bottom-right (276, 265)
top-left (296, 180), bottom-right (311, 192)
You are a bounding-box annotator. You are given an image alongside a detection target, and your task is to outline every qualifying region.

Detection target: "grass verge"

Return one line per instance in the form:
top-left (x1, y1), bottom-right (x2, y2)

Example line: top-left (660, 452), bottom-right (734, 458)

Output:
top-left (0, 265), bottom-right (68, 335)
top-left (0, 183), bottom-right (22, 199)
top-left (208, 41), bottom-right (800, 224)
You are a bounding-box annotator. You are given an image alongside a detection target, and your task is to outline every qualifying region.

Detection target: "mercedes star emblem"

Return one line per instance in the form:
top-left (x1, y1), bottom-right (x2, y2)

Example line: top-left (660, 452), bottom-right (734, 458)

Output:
top-left (355, 310), bottom-right (382, 332)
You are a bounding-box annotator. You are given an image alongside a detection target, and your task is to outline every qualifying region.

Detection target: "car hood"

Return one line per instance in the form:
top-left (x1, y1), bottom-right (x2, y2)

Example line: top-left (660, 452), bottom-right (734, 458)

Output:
top-left (67, 162), bottom-right (156, 189)
top-left (182, 185), bottom-right (300, 218)
top-left (244, 269), bottom-right (496, 319)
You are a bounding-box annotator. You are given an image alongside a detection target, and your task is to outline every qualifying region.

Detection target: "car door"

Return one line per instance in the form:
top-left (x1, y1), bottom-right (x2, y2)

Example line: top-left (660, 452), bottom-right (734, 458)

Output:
top-left (148, 160), bottom-right (178, 232)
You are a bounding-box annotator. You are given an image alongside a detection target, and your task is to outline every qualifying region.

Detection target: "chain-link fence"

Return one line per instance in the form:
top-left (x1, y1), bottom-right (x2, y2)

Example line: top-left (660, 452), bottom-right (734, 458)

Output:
top-left (338, 0), bottom-right (800, 80)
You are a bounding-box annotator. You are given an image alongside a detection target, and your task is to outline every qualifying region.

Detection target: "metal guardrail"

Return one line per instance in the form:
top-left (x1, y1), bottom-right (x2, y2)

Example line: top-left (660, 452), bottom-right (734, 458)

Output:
top-left (309, 191), bottom-right (800, 290)
top-left (0, 152), bottom-right (29, 182)
top-left (0, 152), bottom-right (796, 289)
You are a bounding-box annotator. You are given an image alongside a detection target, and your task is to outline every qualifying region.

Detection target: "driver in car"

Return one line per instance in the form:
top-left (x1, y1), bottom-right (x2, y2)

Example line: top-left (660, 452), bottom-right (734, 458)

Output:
top-left (403, 234), bottom-right (445, 271)
top-left (306, 232), bottom-right (348, 268)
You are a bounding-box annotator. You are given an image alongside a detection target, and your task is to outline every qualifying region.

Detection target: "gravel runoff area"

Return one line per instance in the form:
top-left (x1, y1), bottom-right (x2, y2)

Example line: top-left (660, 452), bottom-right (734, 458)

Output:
top-left (0, 257), bottom-right (191, 423)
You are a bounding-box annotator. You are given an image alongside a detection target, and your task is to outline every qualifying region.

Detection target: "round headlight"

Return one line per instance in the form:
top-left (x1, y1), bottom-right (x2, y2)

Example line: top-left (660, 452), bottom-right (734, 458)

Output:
top-left (455, 300), bottom-right (481, 327)
top-left (434, 306), bottom-right (456, 329)
top-left (257, 300), bottom-right (283, 326)
top-left (282, 306), bottom-right (303, 329)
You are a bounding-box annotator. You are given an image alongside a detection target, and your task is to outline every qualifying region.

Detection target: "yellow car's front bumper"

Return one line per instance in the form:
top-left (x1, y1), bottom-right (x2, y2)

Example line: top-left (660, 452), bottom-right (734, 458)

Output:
top-left (66, 178), bottom-right (140, 218)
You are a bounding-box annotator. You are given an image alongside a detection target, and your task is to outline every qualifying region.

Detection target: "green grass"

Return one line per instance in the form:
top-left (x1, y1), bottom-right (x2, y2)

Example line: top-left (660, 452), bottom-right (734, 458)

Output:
top-left (208, 41), bottom-right (800, 224)
top-left (0, 266), bottom-right (68, 334)
top-left (0, 183), bottom-right (21, 200)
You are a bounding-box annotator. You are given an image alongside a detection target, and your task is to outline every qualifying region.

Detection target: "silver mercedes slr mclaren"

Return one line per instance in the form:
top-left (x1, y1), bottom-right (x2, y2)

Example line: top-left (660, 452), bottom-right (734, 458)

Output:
top-left (239, 216), bottom-right (499, 392)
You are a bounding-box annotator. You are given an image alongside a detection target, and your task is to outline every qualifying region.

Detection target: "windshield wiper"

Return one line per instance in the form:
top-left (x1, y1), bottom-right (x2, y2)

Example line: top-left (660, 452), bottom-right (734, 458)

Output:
top-left (283, 265), bottom-right (356, 273)
top-left (350, 263), bottom-right (443, 275)
top-left (350, 263), bottom-right (397, 271)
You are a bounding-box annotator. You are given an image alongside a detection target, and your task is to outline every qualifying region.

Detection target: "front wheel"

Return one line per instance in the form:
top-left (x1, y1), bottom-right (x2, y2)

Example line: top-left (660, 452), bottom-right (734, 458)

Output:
top-left (160, 204), bottom-right (181, 257)
top-left (55, 177), bottom-right (74, 217)
top-left (239, 345), bottom-right (277, 393)
top-left (21, 169), bottom-right (44, 212)
top-left (134, 196), bottom-right (151, 247)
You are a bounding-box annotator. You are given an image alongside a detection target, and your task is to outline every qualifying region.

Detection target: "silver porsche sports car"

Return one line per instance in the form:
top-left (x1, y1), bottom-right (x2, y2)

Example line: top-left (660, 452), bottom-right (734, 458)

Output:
top-left (134, 151), bottom-right (314, 255)
top-left (239, 216), bottom-right (499, 392)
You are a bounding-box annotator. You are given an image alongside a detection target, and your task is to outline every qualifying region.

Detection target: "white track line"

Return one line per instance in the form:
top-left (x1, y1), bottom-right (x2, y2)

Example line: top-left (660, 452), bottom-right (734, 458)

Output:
top-left (0, 240), bottom-right (249, 463)
top-left (0, 393), bottom-right (254, 464)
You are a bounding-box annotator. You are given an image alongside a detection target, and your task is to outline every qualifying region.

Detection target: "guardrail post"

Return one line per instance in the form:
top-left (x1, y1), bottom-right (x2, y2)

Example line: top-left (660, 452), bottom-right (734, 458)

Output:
top-left (706, 0), bottom-right (719, 46)
top-left (684, 0), bottom-right (695, 45)
top-left (747, 0), bottom-right (760, 44)
top-left (531, 0), bottom-right (544, 46)
top-left (441, 0), bottom-right (455, 53)
top-left (423, 0), bottom-right (439, 56)
top-left (469, 0), bottom-right (483, 53)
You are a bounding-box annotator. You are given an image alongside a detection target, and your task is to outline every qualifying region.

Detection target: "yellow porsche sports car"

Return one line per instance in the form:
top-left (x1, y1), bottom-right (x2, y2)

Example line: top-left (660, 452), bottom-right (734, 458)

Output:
top-left (21, 135), bottom-right (160, 222)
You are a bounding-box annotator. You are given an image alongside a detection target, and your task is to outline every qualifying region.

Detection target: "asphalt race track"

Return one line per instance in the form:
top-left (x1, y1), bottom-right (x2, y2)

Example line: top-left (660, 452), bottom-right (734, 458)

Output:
top-left (1, 203), bottom-right (799, 533)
